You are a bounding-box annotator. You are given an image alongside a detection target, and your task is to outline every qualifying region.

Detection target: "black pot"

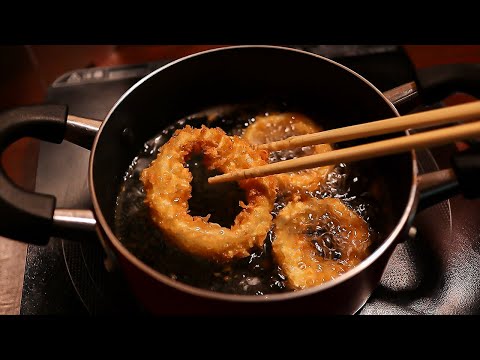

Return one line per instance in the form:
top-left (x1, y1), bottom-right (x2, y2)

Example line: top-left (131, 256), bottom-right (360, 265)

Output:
top-left (1, 46), bottom-right (479, 314)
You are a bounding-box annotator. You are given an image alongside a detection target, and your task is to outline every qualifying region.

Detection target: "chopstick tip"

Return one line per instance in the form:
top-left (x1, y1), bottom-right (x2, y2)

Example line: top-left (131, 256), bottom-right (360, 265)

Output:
top-left (208, 174), bottom-right (228, 184)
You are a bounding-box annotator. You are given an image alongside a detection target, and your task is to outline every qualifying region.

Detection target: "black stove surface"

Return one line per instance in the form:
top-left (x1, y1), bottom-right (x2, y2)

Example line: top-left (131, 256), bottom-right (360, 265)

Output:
top-left (20, 45), bottom-right (480, 315)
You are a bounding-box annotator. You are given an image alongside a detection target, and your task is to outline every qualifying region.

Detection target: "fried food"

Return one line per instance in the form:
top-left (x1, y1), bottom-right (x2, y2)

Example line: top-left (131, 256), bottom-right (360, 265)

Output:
top-left (272, 197), bottom-right (371, 290)
top-left (243, 112), bottom-right (333, 197)
top-left (140, 125), bottom-right (277, 262)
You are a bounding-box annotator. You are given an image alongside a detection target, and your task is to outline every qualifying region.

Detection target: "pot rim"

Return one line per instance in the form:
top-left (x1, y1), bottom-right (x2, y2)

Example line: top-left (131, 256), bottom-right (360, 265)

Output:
top-left (88, 45), bottom-right (419, 302)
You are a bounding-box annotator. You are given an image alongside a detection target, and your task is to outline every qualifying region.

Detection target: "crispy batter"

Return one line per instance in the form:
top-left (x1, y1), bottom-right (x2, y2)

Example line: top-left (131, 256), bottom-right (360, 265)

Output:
top-left (272, 197), bottom-right (371, 290)
top-left (140, 125), bottom-right (277, 262)
top-left (243, 112), bottom-right (333, 197)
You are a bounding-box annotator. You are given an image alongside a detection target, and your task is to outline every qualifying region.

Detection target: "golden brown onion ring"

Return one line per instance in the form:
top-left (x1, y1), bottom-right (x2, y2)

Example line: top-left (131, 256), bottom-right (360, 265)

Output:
top-left (140, 125), bottom-right (277, 262)
top-left (243, 113), bottom-right (333, 197)
top-left (272, 197), bottom-right (371, 290)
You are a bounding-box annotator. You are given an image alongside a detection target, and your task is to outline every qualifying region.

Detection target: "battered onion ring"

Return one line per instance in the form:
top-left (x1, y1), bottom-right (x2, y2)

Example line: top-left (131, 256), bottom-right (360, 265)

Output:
top-left (272, 197), bottom-right (371, 290)
top-left (140, 125), bottom-right (277, 262)
top-left (243, 112), bottom-right (333, 196)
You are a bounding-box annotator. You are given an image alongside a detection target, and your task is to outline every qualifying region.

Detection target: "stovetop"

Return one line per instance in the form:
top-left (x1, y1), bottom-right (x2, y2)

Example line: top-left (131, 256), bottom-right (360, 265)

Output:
top-left (20, 45), bottom-right (480, 315)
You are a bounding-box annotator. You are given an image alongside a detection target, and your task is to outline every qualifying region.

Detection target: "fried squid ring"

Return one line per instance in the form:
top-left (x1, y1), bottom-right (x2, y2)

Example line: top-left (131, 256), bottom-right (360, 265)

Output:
top-left (140, 125), bottom-right (277, 262)
top-left (243, 112), bottom-right (333, 197)
top-left (272, 197), bottom-right (371, 290)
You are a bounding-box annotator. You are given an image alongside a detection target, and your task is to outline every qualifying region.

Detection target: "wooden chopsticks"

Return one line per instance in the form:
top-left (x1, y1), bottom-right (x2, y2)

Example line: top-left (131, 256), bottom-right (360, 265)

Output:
top-left (257, 101), bottom-right (480, 151)
top-left (208, 101), bottom-right (480, 185)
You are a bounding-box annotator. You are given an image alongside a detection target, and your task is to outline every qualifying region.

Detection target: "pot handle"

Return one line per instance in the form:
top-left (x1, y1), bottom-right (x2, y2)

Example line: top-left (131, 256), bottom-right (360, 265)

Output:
top-left (0, 105), bottom-right (67, 245)
top-left (415, 64), bottom-right (480, 104)
top-left (390, 63), bottom-right (480, 211)
top-left (0, 105), bottom-right (100, 245)
top-left (417, 149), bottom-right (480, 211)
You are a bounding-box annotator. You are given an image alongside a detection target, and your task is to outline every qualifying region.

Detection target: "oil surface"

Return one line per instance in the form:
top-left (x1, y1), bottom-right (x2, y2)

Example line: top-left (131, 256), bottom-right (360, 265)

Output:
top-left (114, 105), bottom-right (384, 295)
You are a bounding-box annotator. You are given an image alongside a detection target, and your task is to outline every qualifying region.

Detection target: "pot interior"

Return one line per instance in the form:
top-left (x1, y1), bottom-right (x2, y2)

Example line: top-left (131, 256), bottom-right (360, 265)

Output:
top-left (91, 46), bottom-right (414, 292)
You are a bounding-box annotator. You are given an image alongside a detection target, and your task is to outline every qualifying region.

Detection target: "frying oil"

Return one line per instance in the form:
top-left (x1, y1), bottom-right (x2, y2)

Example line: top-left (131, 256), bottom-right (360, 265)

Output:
top-left (114, 105), bottom-right (383, 295)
